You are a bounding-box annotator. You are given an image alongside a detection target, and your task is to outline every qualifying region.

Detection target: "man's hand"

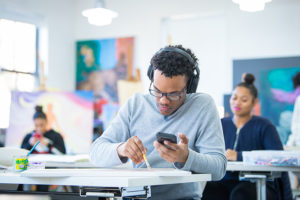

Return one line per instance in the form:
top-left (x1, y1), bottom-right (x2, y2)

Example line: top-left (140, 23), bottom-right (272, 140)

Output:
top-left (153, 133), bottom-right (189, 164)
top-left (117, 136), bottom-right (147, 164)
top-left (225, 149), bottom-right (237, 161)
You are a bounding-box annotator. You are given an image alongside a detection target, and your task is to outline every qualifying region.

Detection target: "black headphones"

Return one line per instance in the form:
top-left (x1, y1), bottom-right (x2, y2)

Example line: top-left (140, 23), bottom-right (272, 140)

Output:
top-left (147, 47), bottom-right (200, 93)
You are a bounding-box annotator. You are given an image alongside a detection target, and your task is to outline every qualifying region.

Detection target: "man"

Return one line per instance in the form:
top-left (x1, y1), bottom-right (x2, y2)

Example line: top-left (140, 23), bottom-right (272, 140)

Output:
top-left (90, 45), bottom-right (227, 200)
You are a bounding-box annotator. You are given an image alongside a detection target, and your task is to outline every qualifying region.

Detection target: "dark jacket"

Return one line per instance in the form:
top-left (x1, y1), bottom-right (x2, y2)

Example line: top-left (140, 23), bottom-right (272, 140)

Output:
top-left (21, 129), bottom-right (66, 154)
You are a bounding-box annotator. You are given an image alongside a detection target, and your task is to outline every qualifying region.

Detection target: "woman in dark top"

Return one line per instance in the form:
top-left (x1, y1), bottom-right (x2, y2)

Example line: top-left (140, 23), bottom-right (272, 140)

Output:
top-left (203, 73), bottom-right (292, 200)
top-left (21, 105), bottom-right (65, 154)
top-left (20, 105), bottom-right (66, 192)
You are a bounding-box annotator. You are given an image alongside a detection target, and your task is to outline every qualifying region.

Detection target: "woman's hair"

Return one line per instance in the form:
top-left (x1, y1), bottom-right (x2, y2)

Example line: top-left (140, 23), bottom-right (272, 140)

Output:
top-left (292, 72), bottom-right (300, 89)
top-left (33, 105), bottom-right (47, 120)
top-left (237, 73), bottom-right (258, 100)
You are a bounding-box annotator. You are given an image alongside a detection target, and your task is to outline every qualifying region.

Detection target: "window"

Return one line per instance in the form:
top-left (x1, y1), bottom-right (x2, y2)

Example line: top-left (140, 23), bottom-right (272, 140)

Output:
top-left (0, 19), bottom-right (38, 128)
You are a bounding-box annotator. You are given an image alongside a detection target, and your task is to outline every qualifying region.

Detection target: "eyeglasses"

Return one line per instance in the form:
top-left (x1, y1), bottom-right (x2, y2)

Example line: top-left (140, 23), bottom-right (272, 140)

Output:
top-left (149, 82), bottom-right (186, 101)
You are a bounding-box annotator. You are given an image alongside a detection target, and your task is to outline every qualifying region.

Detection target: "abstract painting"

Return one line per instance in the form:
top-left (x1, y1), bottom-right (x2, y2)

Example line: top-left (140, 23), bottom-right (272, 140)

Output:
top-left (76, 37), bottom-right (134, 103)
top-left (260, 67), bottom-right (300, 144)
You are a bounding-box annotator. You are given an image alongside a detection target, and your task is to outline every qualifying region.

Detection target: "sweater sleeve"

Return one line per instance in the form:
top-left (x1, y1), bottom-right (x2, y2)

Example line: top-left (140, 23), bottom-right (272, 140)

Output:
top-left (52, 132), bottom-right (66, 154)
top-left (89, 97), bottom-right (132, 167)
top-left (262, 123), bottom-right (283, 150)
top-left (174, 96), bottom-right (227, 181)
top-left (236, 151), bottom-right (243, 161)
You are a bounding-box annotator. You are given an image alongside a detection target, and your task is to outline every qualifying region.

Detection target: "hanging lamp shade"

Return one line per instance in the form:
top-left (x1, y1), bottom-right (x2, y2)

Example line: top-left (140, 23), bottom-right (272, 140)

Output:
top-left (232, 0), bottom-right (272, 12)
top-left (82, 0), bottom-right (118, 26)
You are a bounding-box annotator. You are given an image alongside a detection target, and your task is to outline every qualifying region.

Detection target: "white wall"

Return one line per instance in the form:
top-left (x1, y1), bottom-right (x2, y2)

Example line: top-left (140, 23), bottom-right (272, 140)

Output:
top-left (1, 0), bottom-right (300, 105)
top-left (228, 1), bottom-right (300, 59)
top-left (165, 14), bottom-right (229, 105)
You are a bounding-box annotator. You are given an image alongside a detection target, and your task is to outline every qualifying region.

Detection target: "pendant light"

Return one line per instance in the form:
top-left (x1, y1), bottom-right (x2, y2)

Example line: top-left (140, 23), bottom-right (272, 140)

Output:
top-left (82, 0), bottom-right (118, 26)
top-left (232, 0), bottom-right (272, 12)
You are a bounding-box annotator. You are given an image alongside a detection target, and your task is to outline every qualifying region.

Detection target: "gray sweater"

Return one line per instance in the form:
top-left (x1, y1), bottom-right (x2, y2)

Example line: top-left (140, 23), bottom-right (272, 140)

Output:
top-left (90, 93), bottom-right (226, 200)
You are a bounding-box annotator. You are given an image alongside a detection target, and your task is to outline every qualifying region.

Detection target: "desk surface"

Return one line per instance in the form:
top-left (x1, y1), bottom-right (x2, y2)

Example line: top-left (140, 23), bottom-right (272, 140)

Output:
top-left (0, 168), bottom-right (211, 187)
top-left (29, 154), bottom-right (94, 168)
top-left (21, 168), bottom-right (192, 177)
top-left (227, 161), bottom-right (300, 172)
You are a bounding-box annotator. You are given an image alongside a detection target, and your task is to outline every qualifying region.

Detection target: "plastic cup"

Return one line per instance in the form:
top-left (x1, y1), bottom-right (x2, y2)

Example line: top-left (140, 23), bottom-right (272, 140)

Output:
top-left (13, 155), bottom-right (28, 172)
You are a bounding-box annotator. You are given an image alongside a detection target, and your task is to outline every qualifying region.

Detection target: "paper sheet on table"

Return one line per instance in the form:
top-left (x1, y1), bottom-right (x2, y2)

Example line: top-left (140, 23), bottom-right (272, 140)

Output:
top-left (28, 154), bottom-right (89, 163)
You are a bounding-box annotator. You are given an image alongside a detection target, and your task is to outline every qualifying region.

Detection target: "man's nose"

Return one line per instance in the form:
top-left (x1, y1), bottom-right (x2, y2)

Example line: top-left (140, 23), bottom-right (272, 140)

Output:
top-left (160, 95), bottom-right (170, 104)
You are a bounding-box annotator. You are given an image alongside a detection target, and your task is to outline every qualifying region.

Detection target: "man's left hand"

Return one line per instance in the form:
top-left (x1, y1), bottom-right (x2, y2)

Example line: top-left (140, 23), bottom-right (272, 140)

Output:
top-left (154, 133), bottom-right (189, 164)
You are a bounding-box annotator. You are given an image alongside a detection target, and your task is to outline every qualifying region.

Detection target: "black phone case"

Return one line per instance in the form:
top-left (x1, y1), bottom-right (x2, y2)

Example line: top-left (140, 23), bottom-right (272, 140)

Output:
top-left (156, 132), bottom-right (177, 144)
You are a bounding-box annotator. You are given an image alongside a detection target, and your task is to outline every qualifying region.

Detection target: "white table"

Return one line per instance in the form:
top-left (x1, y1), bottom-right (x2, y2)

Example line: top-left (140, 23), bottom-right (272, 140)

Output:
top-left (28, 154), bottom-right (94, 168)
top-left (0, 168), bottom-right (211, 199)
top-left (227, 162), bottom-right (300, 200)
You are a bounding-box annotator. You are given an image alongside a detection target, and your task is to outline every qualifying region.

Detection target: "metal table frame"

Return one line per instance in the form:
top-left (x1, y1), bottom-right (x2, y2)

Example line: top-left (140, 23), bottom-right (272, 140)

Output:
top-left (227, 162), bottom-right (300, 200)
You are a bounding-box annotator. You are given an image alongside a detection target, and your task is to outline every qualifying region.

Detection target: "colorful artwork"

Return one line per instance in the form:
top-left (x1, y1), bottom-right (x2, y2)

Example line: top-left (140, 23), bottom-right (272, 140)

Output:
top-left (260, 68), bottom-right (300, 144)
top-left (76, 37), bottom-right (134, 103)
top-left (6, 91), bottom-right (94, 154)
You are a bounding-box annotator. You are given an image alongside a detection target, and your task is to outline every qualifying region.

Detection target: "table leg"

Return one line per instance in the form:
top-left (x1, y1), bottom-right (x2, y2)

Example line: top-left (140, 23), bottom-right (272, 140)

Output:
top-left (256, 178), bottom-right (266, 200)
top-left (256, 179), bottom-right (261, 200)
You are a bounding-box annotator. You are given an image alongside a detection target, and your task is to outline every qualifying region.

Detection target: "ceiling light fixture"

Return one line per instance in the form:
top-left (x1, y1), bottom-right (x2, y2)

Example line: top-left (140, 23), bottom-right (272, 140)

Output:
top-left (232, 0), bottom-right (272, 12)
top-left (82, 0), bottom-right (118, 26)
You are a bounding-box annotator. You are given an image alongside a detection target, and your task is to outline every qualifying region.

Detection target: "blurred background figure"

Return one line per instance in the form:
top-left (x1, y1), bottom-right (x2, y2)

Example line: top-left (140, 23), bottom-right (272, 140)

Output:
top-left (286, 72), bottom-right (300, 146)
top-left (20, 105), bottom-right (66, 192)
top-left (21, 105), bottom-right (66, 155)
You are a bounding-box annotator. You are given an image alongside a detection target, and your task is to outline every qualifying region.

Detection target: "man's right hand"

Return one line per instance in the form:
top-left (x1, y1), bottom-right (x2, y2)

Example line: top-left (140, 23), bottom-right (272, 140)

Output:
top-left (117, 136), bottom-right (147, 164)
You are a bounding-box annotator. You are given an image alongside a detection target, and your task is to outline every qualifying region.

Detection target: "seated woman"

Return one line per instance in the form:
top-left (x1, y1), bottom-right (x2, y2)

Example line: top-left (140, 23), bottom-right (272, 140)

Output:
top-left (202, 73), bottom-right (292, 200)
top-left (21, 105), bottom-right (66, 192)
top-left (21, 105), bottom-right (65, 155)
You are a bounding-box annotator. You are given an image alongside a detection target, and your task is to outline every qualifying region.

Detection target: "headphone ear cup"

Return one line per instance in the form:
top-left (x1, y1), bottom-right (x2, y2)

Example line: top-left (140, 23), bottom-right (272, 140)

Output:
top-left (147, 65), bottom-right (153, 80)
top-left (187, 66), bottom-right (200, 93)
top-left (187, 77), bottom-right (195, 93)
top-left (186, 78), bottom-right (192, 93)
top-left (187, 76), bottom-right (199, 93)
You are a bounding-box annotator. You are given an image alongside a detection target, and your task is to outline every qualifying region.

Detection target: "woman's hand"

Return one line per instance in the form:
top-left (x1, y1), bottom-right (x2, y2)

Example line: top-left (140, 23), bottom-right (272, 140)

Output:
top-left (225, 149), bottom-right (237, 161)
top-left (39, 137), bottom-right (49, 146)
top-left (29, 136), bottom-right (39, 146)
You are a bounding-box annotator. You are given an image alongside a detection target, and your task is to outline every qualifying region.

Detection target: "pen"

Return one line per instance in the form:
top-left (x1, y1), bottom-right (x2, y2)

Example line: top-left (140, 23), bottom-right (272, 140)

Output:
top-left (143, 154), bottom-right (151, 169)
top-left (26, 140), bottom-right (40, 157)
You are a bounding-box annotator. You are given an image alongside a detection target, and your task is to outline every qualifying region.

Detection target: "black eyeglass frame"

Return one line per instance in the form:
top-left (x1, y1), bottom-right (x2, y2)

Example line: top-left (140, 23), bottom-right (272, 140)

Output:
top-left (148, 82), bottom-right (187, 101)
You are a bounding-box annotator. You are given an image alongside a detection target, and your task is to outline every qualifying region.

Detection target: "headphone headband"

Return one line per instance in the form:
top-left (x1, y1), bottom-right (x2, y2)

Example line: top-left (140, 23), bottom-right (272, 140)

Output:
top-left (155, 47), bottom-right (196, 65)
top-left (147, 46), bottom-right (200, 93)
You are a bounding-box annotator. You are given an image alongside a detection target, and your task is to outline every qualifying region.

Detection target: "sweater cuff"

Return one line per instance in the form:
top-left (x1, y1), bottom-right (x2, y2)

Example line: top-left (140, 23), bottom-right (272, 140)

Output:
top-left (237, 151), bottom-right (243, 161)
top-left (115, 142), bottom-right (128, 164)
top-left (173, 148), bottom-right (195, 171)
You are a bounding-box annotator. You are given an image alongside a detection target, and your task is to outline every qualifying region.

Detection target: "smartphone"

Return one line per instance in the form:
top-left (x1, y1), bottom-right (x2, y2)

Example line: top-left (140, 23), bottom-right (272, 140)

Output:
top-left (156, 132), bottom-right (177, 146)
